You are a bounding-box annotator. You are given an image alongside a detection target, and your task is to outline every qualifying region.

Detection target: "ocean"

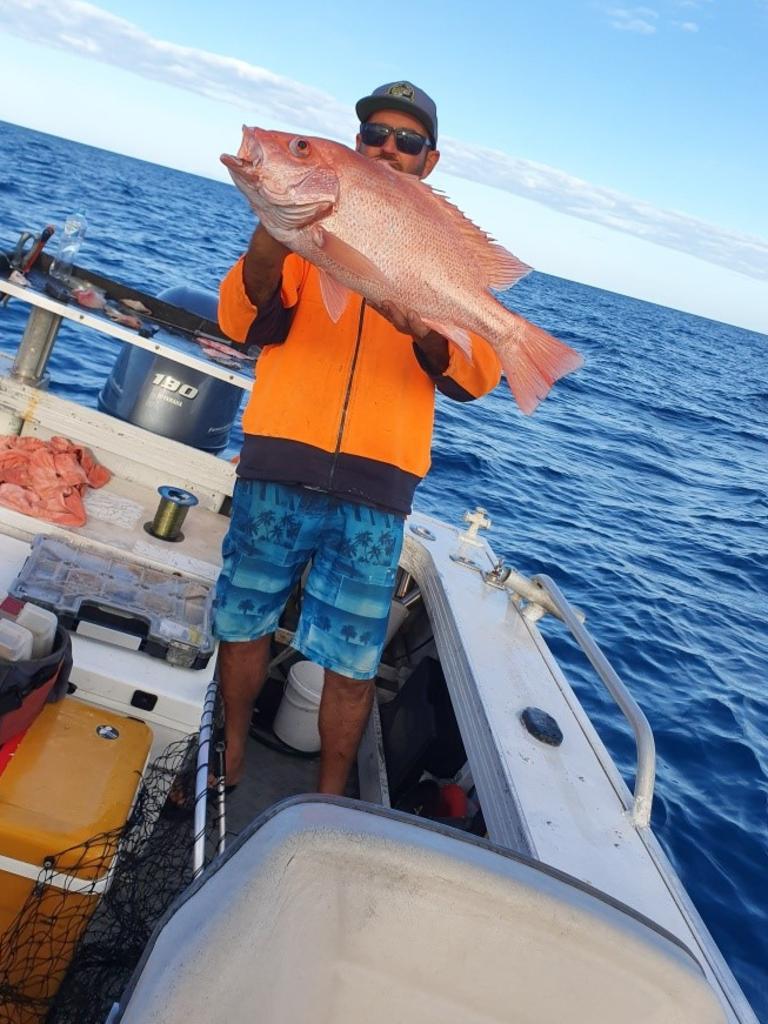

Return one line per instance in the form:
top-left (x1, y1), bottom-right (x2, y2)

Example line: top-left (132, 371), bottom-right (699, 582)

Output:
top-left (1, 119), bottom-right (766, 1016)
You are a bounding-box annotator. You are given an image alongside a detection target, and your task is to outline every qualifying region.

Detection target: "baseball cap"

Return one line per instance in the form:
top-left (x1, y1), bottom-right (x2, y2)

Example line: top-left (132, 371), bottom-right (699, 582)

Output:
top-left (355, 81), bottom-right (438, 146)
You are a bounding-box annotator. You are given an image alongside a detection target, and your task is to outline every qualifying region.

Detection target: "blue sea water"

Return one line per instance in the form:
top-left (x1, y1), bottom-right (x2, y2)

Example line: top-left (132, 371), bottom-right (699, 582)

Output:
top-left (1, 120), bottom-right (766, 1015)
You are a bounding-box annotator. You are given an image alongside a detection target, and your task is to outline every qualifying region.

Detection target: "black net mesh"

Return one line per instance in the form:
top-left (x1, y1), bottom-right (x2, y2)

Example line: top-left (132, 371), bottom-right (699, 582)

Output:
top-left (0, 734), bottom-right (219, 1024)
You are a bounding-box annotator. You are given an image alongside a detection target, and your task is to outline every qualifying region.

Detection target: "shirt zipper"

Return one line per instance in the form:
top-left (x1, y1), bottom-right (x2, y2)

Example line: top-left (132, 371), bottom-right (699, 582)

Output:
top-left (328, 297), bottom-right (366, 489)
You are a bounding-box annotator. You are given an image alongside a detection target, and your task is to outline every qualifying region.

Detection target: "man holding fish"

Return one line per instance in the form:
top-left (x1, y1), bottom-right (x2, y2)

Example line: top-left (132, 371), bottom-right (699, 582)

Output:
top-left (214, 81), bottom-right (582, 796)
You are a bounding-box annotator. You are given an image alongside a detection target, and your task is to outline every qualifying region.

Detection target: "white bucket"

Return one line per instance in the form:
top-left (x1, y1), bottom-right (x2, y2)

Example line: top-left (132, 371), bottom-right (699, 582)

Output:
top-left (273, 660), bottom-right (326, 752)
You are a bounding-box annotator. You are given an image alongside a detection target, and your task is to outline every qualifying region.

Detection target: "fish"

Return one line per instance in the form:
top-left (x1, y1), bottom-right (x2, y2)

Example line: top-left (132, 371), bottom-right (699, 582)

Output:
top-left (195, 335), bottom-right (253, 363)
top-left (0, 435), bottom-right (110, 527)
top-left (104, 305), bottom-right (142, 330)
top-left (120, 298), bottom-right (152, 314)
top-left (222, 127), bottom-right (583, 414)
top-left (72, 285), bottom-right (106, 310)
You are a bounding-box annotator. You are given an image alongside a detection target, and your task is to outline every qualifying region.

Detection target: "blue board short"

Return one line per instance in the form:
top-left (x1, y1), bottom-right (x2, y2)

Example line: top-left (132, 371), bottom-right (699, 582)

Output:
top-left (213, 480), bottom-right (405, 680)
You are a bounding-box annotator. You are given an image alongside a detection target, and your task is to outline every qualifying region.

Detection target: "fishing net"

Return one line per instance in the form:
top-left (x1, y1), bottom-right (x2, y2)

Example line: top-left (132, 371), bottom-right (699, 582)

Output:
top-left (0, 734), bottom-right (220, 1024)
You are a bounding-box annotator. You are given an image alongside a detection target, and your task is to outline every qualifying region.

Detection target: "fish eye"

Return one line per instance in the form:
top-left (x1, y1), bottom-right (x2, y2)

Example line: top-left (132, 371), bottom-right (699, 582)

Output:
top-left (289, 138), bottom-right (311, 158)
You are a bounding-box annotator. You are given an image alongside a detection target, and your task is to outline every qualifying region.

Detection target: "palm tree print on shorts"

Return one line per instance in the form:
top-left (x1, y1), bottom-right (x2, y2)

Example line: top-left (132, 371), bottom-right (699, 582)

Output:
top-left (340, 528), bottom-right (398, 565)
top-left (238, 509), bottom-right (303, 555)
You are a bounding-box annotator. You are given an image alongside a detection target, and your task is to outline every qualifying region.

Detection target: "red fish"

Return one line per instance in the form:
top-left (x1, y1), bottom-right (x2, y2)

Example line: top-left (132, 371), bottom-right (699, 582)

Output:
top-left (222, 127), bottom-right (583, 413)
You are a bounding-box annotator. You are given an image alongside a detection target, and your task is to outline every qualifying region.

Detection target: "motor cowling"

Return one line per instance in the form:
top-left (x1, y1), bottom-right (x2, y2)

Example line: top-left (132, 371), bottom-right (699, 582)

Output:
top-left (97, 286), bottom-right (245, 454)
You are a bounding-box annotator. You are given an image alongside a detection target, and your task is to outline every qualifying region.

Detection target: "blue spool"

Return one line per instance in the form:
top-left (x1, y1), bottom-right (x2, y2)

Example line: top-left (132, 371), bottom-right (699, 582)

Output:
top-left (145, 485), bottom-right (199, 542)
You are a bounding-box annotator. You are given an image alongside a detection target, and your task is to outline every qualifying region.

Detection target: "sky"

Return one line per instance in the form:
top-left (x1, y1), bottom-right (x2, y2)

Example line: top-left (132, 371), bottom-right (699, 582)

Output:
top-left (0, 0), bottom-right (766, 333)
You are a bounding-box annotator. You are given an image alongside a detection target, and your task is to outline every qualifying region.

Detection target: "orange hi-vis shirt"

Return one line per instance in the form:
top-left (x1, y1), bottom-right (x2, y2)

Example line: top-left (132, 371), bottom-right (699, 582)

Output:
top-left (218, 253), bottom-right (501, 514)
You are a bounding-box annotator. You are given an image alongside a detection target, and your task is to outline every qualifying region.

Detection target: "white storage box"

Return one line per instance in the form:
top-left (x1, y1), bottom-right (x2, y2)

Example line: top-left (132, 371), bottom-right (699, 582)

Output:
top-left (0, 617), bottom-right (33, 662)
top-left (68, 633), bottom-right (213, 759)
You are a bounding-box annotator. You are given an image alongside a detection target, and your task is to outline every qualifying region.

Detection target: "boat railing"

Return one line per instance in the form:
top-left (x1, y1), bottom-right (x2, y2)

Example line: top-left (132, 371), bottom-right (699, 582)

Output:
top-left (530, 573), bottom-right (656, 829)
top-left (473, 543), bottom-right (656, 829)
top-left (0, 269), bottom-right (254, 394)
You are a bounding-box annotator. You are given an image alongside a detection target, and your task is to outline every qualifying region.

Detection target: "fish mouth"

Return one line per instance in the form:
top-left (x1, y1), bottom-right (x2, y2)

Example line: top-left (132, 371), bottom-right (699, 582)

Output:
top-left (238, 129), bottom-right (265, 166)
top-left (220, 150), bottom-right (263, 183)
top-left (220, 153), bottom-right (252, 174)
top-left (220, 128), bottom-right (264, 176)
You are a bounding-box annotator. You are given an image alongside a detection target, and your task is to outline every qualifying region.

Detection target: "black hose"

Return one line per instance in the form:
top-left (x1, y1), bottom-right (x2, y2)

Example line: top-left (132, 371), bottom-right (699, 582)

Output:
top-left (248, 720), bottom-right (320, 760)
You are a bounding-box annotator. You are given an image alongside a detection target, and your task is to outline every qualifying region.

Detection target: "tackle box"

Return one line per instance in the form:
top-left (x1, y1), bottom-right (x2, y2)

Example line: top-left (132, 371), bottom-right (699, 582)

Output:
top-left (0, 534), bottom-right (212, 761)
top-left (0, 698), bottom-right (152, 1017)
top-left (10, 535), bottom-right (215, 670)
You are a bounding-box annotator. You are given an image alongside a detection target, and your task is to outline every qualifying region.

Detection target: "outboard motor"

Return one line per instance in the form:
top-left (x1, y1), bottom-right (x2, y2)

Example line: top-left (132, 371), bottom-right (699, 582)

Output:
top-left (98, 285), bottom-right (245, 453)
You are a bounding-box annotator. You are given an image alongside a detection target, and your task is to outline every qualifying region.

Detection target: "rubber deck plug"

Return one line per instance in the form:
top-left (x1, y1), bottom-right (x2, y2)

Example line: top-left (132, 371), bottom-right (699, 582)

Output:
top-left (521, 706), bottom-right (563, 746)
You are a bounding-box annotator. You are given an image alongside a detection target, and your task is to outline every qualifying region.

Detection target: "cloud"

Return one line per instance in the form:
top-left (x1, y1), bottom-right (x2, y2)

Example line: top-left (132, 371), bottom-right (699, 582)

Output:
top-left (437, 143), bottom-right (767, 281)
top-left (0, 0), bottom-right (354, 138)
top-left (603, 6), bottom-right (659, 33)
top-left (1, 0), bottom-right (766, 282)
top-left (603, 2), bottom-right (711, 33)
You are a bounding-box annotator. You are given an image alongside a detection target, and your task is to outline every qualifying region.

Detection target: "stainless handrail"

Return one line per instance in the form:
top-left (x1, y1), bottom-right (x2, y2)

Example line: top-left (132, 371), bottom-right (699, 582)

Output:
top-left (0, 275), bottom-right (254, 391)
top-left (532, 574), bottom-right (656, 828)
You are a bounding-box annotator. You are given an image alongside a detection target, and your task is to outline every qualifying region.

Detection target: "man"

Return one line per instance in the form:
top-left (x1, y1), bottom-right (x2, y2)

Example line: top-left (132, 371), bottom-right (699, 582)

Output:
top-left (216, 81), bottom-right (501, 795)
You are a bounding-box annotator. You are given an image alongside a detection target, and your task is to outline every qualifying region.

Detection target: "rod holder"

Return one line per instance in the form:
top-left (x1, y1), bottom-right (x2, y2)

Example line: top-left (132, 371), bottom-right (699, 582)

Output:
top-left (11, 306), bottom-right (63, 386)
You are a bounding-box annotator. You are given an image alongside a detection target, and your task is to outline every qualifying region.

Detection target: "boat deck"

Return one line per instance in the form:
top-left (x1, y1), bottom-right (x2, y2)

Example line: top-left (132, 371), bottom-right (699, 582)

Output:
top-left (0, 275), bottom-right (758, 1023)
top-left (224, 731), bottom-right (320, 837)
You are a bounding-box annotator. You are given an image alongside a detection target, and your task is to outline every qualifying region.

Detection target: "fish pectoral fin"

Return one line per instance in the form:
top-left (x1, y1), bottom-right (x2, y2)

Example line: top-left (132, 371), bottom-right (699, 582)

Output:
top-left (317, 270), bottom-right (352, 323)
top-left (313, 227), bottom-right (387, 286)
top-left (421, 319), bottom-right (474, 362)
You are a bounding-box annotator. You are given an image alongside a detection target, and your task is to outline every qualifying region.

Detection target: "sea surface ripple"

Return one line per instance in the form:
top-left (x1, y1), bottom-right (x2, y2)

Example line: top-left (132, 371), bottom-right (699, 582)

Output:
top-left (1, 120), bottom-right (766, 1017)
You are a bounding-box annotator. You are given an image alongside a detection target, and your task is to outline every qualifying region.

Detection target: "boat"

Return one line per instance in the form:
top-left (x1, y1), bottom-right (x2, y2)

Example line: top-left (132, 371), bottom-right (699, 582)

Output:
top-left (0, 244), bottom-right (760, 1023)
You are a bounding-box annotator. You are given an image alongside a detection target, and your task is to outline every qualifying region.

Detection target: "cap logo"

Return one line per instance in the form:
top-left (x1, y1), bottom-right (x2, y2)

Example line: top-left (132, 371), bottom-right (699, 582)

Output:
top-left (387, 82), bottom-right (415, 101)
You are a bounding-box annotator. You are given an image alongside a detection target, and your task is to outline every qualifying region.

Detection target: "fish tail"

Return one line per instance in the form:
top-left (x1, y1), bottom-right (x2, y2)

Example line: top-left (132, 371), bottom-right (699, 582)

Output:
top-left (500, 316), bottom-right (584, 415)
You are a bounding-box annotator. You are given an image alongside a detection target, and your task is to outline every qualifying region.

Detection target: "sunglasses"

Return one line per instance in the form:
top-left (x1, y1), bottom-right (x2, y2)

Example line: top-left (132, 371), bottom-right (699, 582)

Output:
top-left (359, 122), bottom-right (432, 156)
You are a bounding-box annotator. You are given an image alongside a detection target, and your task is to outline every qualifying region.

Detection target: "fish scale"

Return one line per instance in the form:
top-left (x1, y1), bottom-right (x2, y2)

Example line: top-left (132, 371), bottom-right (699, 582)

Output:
top-left (222, 127), bottom-right (584, 414)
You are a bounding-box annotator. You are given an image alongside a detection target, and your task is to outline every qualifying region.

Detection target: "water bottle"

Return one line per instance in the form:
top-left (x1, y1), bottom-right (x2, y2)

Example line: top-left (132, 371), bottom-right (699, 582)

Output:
top-left (49, 211), bottom-right (87, 282)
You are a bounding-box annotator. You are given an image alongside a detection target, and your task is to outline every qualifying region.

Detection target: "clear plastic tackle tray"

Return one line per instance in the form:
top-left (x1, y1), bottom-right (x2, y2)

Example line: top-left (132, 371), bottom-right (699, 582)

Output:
top-left (10, 535), bottom-right (215, 669)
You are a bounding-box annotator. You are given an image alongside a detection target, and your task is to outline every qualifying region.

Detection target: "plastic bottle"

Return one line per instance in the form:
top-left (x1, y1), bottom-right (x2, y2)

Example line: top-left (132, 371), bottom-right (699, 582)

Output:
top-left (49, 211), bottom-right (87, 283)
top-left (0, 597), bottom-right (57, 658)
top-left (0, 619), bottom-right (34, 663)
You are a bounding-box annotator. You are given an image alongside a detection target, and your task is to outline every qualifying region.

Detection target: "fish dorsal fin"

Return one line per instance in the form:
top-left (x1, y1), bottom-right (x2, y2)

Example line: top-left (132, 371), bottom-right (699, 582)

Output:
top-left (317, 269), bottom-right (352, 323)
top-left (393, 174), bottom-right (532, 290)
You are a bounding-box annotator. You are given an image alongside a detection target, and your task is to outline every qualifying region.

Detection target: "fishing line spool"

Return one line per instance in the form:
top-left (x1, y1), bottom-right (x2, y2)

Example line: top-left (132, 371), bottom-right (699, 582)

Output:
top-left (144, 485), bottom-right (198, 542)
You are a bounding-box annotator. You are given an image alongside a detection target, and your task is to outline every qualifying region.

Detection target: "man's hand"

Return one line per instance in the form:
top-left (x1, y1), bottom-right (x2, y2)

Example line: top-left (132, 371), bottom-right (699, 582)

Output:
top-left (243, 224), bottom-right (290, 308)
top-left (372, 300), bottom-right (430, 339)
top-left (372, 300), bottom-right (449, 374)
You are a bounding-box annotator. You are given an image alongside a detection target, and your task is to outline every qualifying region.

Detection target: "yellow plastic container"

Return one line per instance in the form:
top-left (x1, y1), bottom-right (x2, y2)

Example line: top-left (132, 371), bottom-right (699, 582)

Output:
top-left (0, 698), bottom-right (153, 1022)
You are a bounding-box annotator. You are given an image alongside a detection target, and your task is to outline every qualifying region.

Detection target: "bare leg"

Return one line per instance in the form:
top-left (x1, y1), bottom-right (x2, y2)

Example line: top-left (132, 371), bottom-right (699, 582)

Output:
top-left (317, 670), bottom-right (374, 795)
top-left (218, 635), bottom-right (272, 786)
